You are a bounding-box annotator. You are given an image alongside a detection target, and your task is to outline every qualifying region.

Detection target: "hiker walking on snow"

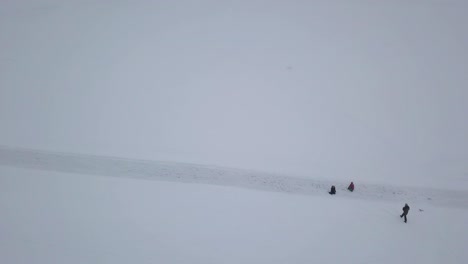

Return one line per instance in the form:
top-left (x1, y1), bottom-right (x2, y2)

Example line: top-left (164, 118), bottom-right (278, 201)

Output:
top-left (347, 182), bottom-right (354, 192)
top-left (400, 203), bottom-right (410, 223)
top-left (329, 185), bottom-right (336, 195)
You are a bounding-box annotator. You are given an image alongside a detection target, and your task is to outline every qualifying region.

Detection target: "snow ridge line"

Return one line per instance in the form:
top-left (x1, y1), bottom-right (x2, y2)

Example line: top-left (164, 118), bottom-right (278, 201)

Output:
top-left (0, 146), bottom-right (467, 209)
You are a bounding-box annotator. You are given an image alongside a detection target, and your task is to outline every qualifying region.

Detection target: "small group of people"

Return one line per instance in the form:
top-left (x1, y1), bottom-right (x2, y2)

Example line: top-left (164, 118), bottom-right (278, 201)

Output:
top-left (328, 181), bottom-right (354, 195)
top-left (328, 181), bottom-right (411, 223)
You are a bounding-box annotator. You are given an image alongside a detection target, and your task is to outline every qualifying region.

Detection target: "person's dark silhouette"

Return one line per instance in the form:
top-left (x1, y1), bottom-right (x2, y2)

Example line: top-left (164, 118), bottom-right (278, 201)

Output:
top-left (400, 203), bottom-right (410, 223)
top-left (347, 182), bottom-right (354, 192)
top-left (329, 185), bottom-right (336, 195)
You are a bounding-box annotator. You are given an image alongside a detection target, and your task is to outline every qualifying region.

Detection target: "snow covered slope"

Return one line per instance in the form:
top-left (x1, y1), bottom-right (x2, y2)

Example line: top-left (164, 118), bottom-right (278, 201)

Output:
top-left (1, 165), bottom-right (467, 264)
top-left (1, 146), bottom-right (467, 209)
top-left (1, 0), bottom-right (467, 261)
top-left (1, 0), bottom-right (467, 185)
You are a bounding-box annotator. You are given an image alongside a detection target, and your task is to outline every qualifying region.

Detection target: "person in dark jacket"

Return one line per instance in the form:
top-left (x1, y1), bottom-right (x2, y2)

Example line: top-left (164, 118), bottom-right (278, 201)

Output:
top-left (347, 182), bottom-right (354, 192)
top-left (400, 203), bottom-right (410, 223)
top-left (329, 185), bottom-right (336, 195)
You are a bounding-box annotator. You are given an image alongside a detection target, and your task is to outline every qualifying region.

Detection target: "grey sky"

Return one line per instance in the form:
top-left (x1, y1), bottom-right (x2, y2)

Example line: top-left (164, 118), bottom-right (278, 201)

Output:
top-left (1, 0), bottom-right (467, 185)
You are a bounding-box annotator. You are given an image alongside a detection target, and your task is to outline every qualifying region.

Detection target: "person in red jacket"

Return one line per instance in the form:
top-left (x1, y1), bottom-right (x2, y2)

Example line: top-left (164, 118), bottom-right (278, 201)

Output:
top-left (347, 182), bottom-right (354, 192)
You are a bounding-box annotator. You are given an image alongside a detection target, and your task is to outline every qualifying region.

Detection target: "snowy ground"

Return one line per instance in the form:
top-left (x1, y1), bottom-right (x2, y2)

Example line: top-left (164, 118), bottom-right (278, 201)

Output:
top-left (1, 0), bottom-right (467, 262)
top-left (2, 0), bottom-right (467, 186)
top-left (1, 148), bottom-right (468, 264)
top-left (1, 146), bottom-right (467, 209)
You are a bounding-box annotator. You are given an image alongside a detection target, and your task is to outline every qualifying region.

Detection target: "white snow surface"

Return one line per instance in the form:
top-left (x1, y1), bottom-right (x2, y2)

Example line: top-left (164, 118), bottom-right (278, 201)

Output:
top-left (1, 0), bottom-right (468, 262)
top-left (1, 148), bottom-right (468, 263)
top-left (1, 0), bottom-right (468, 185)
top-left (1, 146), bottom-right (467, 208)
top-left (1, 166), bottom-right (468, 264)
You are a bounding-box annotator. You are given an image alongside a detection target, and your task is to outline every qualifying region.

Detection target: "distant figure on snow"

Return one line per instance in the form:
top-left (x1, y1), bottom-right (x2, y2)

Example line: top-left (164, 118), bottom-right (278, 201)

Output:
top-left (347, 182), bottom-right (354, 192)
top-left (400, 203), bottom-right (410, 223)
top-left (329, 185), bottom-right (336, 195)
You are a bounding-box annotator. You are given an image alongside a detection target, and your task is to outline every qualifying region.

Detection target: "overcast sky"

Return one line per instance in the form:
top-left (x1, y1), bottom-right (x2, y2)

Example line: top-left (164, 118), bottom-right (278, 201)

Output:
top-left (1, 0), bottom-right (467, 185)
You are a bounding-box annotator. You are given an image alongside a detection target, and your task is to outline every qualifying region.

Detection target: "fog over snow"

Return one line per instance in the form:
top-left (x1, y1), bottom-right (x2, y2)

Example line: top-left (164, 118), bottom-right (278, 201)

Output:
top-left (2, 1), bottom-right (468, 263)
top-left (1, 0), bottom-right (468, 187)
